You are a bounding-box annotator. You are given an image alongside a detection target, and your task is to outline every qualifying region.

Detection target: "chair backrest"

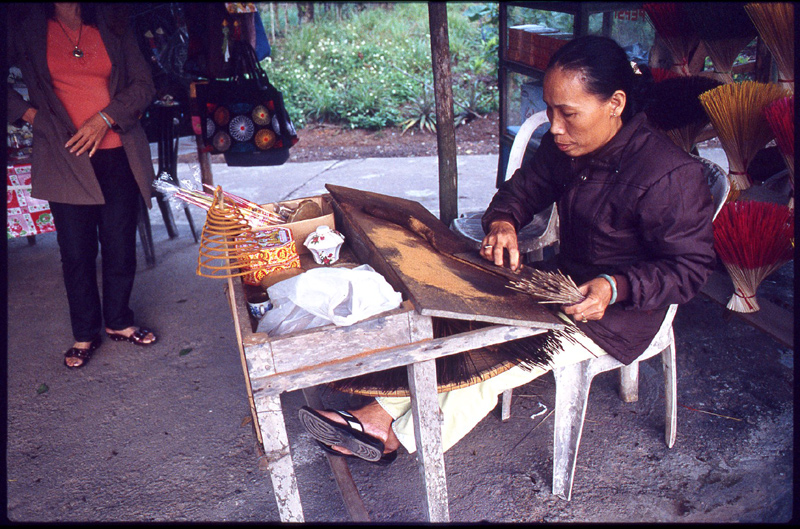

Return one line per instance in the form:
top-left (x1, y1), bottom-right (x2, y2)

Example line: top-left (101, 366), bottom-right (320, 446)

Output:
top-left (690, 154), bottom-right (730, 221)
top-left (505, 110), bottom-right (559, 247)
top-left (505, 110), bottom-right (550, 183)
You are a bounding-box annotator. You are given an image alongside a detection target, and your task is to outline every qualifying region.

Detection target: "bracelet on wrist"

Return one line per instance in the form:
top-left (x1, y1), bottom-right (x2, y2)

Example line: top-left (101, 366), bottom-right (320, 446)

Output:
top-left (598, 274), bottom-right (617, 305)
top-left (98, 111), bottom-right (113, 129)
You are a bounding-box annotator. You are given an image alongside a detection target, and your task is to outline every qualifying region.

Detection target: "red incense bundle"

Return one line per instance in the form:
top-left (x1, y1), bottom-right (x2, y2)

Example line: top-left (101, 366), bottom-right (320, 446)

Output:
top-left (712, 200), bottom-right (794, 313)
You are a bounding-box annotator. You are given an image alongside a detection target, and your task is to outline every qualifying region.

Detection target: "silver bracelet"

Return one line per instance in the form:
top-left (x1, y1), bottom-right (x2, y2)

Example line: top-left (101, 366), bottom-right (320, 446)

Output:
top-left (98, 111), bottom-right (113, 129)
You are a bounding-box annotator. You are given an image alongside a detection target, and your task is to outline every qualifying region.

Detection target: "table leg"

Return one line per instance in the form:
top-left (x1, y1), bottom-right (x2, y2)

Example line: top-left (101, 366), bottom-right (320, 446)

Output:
top-left (255, 393), bottom-right (304, 522)
top-left (407, 359), bottom-right (449, 522)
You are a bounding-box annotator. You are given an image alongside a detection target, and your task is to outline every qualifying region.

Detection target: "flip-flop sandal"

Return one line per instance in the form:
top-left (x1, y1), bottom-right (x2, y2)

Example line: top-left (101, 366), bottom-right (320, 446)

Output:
top-left (298, 406), bottom-right (385, 462)
top-left (106, 327), bottom-right (158, 346)
top-left (64, 336), bottom-right (102, 369)
top-left (314, 439), bottom-right (398, 466)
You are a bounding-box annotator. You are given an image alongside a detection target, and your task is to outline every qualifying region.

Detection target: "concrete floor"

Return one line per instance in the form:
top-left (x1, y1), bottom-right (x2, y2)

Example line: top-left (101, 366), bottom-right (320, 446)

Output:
top-left (5, 152), bottom-right (795, 522)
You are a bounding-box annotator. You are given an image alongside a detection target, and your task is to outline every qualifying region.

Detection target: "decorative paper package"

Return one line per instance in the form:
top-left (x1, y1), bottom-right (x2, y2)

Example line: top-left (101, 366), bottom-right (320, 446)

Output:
top-left (257, 195), bottom-right (335, 254)
top-left (7, 163), bottom-right (56, 239)
top-left (239, 226), bottom-right (301, 285)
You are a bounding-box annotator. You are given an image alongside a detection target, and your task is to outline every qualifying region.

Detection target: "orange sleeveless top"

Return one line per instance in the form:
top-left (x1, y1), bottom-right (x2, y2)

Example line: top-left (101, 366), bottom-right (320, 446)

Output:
top-left (46, 19), bottom-right (122, 149)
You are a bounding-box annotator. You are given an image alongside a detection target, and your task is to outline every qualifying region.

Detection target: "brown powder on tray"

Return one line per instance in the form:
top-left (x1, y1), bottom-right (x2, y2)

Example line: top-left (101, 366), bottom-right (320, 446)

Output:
top-left (363, 220), bottom-right (494, 301)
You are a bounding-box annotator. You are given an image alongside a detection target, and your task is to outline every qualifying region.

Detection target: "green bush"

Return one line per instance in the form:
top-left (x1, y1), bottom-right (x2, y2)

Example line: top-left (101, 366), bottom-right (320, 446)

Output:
top-left (261, 2), bottom-right (499, 130)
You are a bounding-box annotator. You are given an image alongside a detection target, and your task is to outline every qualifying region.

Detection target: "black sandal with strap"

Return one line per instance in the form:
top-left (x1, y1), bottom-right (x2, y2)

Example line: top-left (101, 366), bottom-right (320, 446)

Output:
top-left (106, 327), bottom-right (158, 346)
top-left (64, 336), bottom-right (102, 369)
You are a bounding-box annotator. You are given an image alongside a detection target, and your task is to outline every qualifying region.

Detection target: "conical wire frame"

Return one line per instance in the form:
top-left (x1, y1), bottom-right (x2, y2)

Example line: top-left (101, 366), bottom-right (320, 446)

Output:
top-left (197, 186), bottom-right (270, 279)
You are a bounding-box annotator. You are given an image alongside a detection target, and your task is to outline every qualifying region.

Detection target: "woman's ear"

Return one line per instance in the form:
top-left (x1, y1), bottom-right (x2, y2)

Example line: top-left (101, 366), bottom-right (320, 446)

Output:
top-left (609, 90), bottom-right (626, 118)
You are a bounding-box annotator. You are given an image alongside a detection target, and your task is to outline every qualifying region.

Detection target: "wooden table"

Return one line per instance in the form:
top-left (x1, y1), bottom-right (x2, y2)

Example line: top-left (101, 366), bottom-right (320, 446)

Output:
top-left (224, 187), bottom-right (564, 522)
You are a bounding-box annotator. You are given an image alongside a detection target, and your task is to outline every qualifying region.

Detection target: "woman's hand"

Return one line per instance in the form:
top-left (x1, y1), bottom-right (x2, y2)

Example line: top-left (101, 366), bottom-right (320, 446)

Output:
top-left (480, 219), bottom-right (522, 271)
top-left (562, 277), bottom-right (613, 323)
top-left (65, 113), bottom-right (112, 157)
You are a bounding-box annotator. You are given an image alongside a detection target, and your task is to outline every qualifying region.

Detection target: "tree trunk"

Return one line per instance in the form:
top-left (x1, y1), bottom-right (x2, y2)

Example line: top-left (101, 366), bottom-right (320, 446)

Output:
top-left (297, 2), bottom-right (314, 25)
top-left (428, 3), bottom-right (458, 226)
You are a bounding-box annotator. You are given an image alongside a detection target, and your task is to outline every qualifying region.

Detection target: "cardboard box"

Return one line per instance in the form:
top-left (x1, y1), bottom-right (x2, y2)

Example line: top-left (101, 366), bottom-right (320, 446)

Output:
top-left (256, 194), bottom-right (335, 255)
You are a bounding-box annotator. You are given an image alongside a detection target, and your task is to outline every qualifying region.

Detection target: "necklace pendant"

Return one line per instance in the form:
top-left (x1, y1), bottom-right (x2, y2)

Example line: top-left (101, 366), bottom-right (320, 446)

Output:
top-left (72, 47), bottom-right (84, 59)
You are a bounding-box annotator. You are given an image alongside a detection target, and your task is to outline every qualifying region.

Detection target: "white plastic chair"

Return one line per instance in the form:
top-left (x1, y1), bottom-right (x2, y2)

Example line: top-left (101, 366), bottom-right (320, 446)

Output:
top-left (500, 155), bottom-right (730, 501)
top-left (451, 110), bottom-right (558, 262)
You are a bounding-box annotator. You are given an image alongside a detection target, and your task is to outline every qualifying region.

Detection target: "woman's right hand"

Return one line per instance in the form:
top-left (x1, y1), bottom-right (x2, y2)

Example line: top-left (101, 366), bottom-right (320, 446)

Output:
top-left (480, 219), bottom-right (521, 271)
top-left (22, 107), bottom-right (37, 125)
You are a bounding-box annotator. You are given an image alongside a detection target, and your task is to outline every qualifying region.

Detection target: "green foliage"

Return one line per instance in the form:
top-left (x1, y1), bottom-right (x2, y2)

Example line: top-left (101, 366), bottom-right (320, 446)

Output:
top-left (261, 2), bottom-right (498, 130)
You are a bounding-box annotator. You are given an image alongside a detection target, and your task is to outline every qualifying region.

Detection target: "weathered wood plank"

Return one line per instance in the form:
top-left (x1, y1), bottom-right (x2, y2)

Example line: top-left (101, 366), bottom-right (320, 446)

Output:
top-left (269, 305), bottom-right (416, 373)
top-left (254, 393), bottom-right (304, 522)
top-left (251, 324), bottom-right (548, 397)
top-left (326, 186), bottom-right (564, 329)
top-left (408, 358), bottom-right (449, 522)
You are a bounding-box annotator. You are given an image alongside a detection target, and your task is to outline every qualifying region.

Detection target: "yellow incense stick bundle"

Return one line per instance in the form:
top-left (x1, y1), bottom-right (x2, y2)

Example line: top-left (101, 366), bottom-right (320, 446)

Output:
top-left (699, 81), bottom-right (790, 191)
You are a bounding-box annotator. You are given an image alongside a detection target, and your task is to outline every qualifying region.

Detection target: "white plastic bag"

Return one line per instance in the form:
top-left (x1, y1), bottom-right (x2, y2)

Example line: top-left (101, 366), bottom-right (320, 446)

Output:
top-left (257, 264), bottom-right (403, 336)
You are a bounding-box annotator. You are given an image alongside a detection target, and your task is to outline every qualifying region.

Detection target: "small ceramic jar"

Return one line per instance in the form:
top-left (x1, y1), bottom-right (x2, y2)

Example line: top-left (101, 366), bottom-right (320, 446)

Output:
top-left (248, 299), bottom-right (273, 320)
top-left (304, 225), bottom-right (345, 265)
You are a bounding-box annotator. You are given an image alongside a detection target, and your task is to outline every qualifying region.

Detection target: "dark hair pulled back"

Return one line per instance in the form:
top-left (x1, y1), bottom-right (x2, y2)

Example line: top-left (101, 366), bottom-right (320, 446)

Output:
top-left (546, 36), bottom-right (653, 123)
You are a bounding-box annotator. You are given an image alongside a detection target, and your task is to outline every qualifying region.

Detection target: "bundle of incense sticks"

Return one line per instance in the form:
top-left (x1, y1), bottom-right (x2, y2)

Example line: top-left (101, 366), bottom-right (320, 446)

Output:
top-left (153, 178), bottom-right (284, 227)
top-left (507, 268), bottom-right (585, 305)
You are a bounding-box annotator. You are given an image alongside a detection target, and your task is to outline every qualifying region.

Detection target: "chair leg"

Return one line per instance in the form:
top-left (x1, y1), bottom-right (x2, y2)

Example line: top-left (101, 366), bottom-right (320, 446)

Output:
top-left (500, 389), bottom-right (512, 422)
top-left (552, 359), bottom-right (594, 501)
top-left (619, 362), bottom-right (640, 403)
top-left (662, 334), bottom-right (677, 448)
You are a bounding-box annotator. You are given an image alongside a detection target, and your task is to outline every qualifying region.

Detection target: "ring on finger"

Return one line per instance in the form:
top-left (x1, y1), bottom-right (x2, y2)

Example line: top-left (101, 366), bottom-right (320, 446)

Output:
top-left (484, 245), bottom-right (493, 249)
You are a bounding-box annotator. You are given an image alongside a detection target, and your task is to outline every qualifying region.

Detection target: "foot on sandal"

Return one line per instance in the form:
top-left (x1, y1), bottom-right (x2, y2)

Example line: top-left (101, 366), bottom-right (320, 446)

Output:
top-left (105, 327), bottom-right (158, 346)
top-left (64, 336), bottom-right (102, 369)
top-left (298, 406), bottom-right (388, 463)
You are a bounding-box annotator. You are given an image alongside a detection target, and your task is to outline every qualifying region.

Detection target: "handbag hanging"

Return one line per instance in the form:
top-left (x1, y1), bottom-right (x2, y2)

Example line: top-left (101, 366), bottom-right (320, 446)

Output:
top-left (195, 40), bottom-right (298, 167)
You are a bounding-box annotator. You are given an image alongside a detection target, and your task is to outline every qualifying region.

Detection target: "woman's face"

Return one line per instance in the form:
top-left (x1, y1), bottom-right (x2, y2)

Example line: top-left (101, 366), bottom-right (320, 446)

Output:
top-left (543, 66), bottom-right (626, 158)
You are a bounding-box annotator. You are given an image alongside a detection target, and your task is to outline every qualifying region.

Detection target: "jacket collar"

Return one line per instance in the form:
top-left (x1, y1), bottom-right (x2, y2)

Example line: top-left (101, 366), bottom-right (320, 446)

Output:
top-left (577, 112), bottom-right (649, 172)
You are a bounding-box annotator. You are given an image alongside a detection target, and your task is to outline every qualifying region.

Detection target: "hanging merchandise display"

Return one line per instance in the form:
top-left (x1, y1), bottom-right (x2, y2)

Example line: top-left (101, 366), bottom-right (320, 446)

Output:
top-left (698, 81), bottom-right (790, 192)
top-left (643, 3), bottom-right (701, 76)
top-left (644, 75), bottom-right (723, 153)
top-left (194, 39), bottom-right (298, 166)
top-left (712, 200), bottom-right (794, 313)
top-left (744, 2), bottom-right (794, 93)
top-left (763, 96), bottom-right (795, 182)
top-left (685, 3), bottom-right (757, 84)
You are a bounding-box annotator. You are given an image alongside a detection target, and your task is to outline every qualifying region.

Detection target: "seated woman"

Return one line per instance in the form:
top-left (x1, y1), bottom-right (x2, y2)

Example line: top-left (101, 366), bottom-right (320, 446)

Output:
top-left (298, 36), bottom-right (717, 463)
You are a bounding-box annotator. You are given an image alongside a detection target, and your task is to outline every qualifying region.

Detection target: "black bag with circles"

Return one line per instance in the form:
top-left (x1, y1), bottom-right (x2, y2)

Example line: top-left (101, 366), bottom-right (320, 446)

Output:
top-left (194, 40), bottom-right (297, 166)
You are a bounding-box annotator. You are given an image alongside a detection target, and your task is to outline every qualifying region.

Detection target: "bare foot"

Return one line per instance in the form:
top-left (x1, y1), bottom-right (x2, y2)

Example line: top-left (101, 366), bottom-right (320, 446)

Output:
top-left (318, 400), bottom-right (400, 455)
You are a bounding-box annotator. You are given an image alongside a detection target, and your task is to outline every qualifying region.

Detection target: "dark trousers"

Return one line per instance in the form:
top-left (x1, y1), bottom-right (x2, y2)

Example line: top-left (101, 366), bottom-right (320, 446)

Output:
top-left (49, 147), bottom-right (142, 342)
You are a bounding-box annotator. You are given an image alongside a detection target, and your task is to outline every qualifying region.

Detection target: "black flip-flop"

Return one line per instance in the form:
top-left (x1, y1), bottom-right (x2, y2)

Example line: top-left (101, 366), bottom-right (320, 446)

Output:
top-left (314, 440), bottom-right (398, 466)
top-left (298, 406), bottom-right (385, 463)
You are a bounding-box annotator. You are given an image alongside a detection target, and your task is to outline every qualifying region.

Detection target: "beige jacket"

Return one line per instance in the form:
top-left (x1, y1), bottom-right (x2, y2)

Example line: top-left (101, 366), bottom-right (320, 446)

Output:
top-left (7, 3), bottom-right (156, 206)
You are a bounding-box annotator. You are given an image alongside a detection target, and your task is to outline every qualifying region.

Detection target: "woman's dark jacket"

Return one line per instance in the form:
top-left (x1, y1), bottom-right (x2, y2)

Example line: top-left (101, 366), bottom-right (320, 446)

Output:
top-left (6, 3), bottom-right (156, 206)
top-left (482, 112), bottom-right (716, 364)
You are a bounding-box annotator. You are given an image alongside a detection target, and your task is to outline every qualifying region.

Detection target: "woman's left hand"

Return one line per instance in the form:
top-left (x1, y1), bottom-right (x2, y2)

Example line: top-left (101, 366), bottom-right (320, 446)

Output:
top-left (65, 113), bottom-right (111, 157)
top-left (562, 277), bottom-right (613, 323)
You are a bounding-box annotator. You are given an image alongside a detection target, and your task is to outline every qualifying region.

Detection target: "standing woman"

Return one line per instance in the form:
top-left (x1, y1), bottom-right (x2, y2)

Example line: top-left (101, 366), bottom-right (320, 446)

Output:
top-left (7, 3), bottom-right (159, 368)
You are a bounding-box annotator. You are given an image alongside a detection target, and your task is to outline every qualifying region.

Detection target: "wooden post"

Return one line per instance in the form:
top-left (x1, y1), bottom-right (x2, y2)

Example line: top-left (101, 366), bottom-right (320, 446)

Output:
top-left (188, 82), bottom-right (214, 187)
top-left (408, 359), bottom-right (450, 522)
top-left (428, 3), bottom-right (458, 227)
